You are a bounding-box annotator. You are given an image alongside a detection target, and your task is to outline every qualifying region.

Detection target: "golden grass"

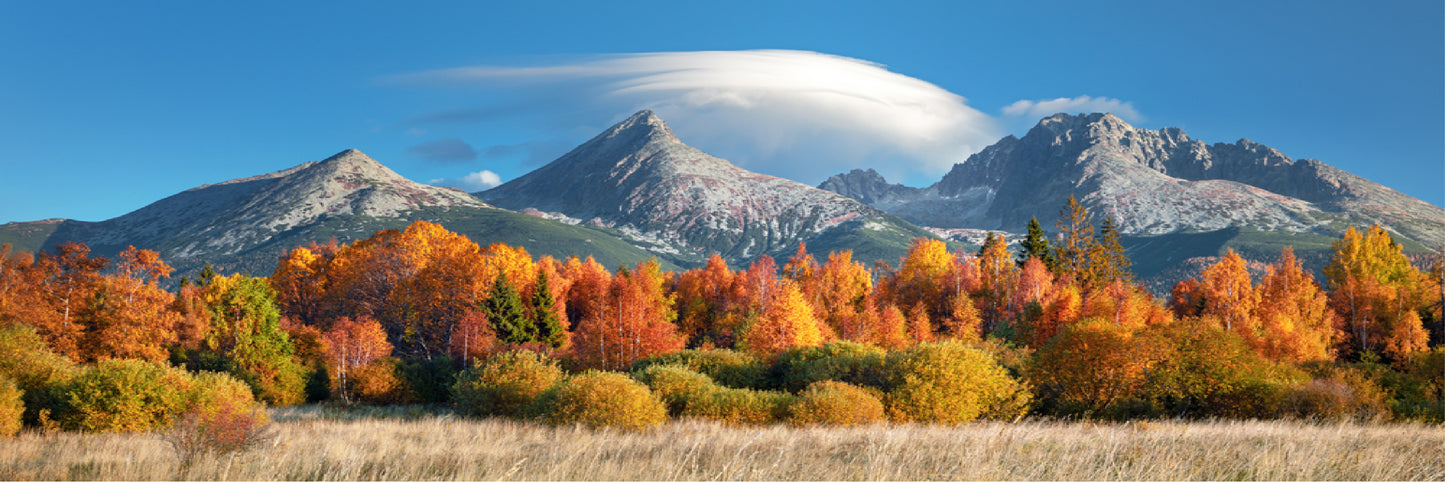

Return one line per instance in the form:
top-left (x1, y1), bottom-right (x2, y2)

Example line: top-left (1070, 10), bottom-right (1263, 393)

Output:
top-left (1, 406), bottom-right (1442, 481)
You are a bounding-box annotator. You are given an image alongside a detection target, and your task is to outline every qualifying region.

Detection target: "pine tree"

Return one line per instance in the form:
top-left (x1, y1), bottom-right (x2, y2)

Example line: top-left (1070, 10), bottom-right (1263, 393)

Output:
top-left (1017, 217), bottom-right (1057, 269)
top-left (529, 270), bottom-right (565, 348)
top-left (485, 275), bottom-right (533, 345)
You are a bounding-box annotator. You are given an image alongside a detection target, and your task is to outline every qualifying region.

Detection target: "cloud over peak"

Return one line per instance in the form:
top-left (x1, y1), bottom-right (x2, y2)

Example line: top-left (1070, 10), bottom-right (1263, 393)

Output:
top-left (1002, 96), bottom-right (1143, 123)
top-left (392, 50), bottom-right (1003, 184)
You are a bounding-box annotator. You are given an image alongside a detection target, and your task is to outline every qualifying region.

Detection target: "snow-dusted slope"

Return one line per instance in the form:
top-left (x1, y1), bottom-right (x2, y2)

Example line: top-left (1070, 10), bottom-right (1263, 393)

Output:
top-left (822, 113), bottom-right (1444, 248)
top-left (61, 149), bottom-right (489, 258)
top-left (480, 110), bottom-right (933, 264)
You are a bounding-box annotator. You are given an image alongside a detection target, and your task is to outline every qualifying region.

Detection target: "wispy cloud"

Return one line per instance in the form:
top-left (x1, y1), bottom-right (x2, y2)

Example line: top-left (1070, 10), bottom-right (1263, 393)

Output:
top-left (1002, 96), bottom-right (1143, 123)
top-left (429, 170), bottom-right (502, 192)
top-left (406, 138), bottom-right (478, 163)
top-left (389, 50), bottom-right (1003, 185)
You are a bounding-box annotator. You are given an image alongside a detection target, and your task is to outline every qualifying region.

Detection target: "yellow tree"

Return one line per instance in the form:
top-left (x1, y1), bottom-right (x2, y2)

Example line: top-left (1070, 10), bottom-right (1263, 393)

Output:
top-left (1324, 225), bottom-right (1430, 360)
top-left (1197, 249), bottom-right (1260, 338)
top-left (323, 315), bottom-right (392, 403)
top-left (809, 250), bottom-right (873, 342)
top-left (977, 232), bottom-right (1019, 333)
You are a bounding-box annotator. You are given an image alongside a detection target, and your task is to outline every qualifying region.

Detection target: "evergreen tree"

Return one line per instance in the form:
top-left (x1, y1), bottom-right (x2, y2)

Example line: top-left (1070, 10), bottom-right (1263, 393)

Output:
top-left (1017, 217), bottom-right (1056, 269)
top-left (485, 276), bottom-right (533, 345)
top-left (529, 271), bottom-right (565, 348)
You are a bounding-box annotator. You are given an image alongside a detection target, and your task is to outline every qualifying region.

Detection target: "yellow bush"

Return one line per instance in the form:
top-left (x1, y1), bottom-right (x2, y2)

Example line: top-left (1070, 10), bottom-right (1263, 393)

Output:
top-left (633, 364), bottom-right (718, 416)
top-left (682, 387), bottom-right (795, 425)
top-left (0, 325), bottom-right (79, 426)
top-left (55, 359), bottom-right (194, 433)
top-left (631, 349), bottom-right (766, 389)
top-left (452, 350), bottom-right (565, 418)
top-left (538, 371), bottom-right (666, 430)
top-left (0, 376), bottom-right (21, 437)
top-left (885, 341), bottom-right (1030, 424)
top-left (167, 372), bottom-right (273, 465)
top-left (787, 380), bottom-right (884, 427)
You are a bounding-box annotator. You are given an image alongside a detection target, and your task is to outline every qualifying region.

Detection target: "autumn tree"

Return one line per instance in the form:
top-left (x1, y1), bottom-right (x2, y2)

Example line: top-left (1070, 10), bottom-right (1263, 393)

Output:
top-left (199, 273), bottom-right (306, 405)
top-left (742, 279), bottom-right (824, 358)
top-left (21, 243), bottom-right (106, 360)
top-left (1088, 215), bottom-right (1132, 286)
top-left (1054, 195), bottom-right (1095, 284)
top-left (323, 315), bottom-right (392, 402)
top-left (977, 232), bottom-right (1019, 334)
top-left (81, 246), bottom-right (180, 362)
top-left (1324, 225), bottom-right (1430, 360)
top-left (809, 251), bottom-right (874, 342)
top-left (1254, 247), bottom-right (1338, 363)
top-left (571, 260), bottom-right (684, 370)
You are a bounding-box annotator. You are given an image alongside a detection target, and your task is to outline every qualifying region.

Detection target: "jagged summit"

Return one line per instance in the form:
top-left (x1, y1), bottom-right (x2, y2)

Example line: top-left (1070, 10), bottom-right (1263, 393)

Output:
top-left (481, 110), bottom-right (932, 264)
top-left (822, 112), bottom-right (1444, 248)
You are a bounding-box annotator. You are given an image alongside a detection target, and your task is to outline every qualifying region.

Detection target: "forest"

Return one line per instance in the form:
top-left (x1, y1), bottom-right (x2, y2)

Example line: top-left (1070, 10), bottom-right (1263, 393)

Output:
top-left (0, 195), bottom-right (1441, 450)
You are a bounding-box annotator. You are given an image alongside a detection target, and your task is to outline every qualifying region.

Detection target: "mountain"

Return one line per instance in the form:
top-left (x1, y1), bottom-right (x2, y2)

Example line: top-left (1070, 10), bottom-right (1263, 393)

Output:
top-left (0, 149), bottom-right (673, 279)
top-left (821, 113), bottom-right (1445, 284)
top-left (479, 110), bottom-right (939, 267)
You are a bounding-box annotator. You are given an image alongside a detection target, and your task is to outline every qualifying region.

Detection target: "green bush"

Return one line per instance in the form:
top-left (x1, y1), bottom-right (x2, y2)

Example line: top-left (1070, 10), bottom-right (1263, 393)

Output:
top-left (55, 359), bottom-right (194, 433)
top-left (534, 371), bottom-right (666, 430)
top-left (631, 349), bottom-right (766, 389)
top-left (633, 364), bottom-right (718, 416)
top-left (453, 350), bottom-right (565, 417)
top-left (787, 380), bottom-right (884, 427)
top-left (683, 387), bottom-right (795, 425)
top-left (0, 376), bottom-right (21, 437)
top-left (771, 341), bottom-right (887, 393)
top-left (885, 341), bottom-right (1030, 424)
top-left (396, 356), bottom-right (458, 404)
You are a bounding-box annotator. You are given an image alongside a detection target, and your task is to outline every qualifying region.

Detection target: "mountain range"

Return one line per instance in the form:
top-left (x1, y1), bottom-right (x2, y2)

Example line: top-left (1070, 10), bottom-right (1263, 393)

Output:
top-left (2, 111), bottom-right (1440, 290)
top-left (821, 113), bottom-right (1443, 285)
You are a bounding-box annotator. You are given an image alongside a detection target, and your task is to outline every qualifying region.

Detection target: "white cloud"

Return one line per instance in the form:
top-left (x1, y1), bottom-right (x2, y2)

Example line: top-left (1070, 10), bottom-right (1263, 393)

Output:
top-left (390, 50), bottom-right (1004, 185)
top-left (1002, 96), bottom-right (1143, 123)
top-left (429, 170), bottom-right (502, 192)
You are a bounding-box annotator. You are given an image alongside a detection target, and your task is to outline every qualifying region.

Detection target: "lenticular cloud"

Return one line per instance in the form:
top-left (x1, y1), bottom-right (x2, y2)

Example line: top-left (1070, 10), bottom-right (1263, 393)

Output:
top-left (393, 50), bottom-right (1003, 185)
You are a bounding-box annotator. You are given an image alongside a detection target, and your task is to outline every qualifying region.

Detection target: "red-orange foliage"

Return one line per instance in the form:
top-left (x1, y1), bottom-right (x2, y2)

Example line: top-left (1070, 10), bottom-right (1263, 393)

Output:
top-left (742, 280), bottom-right (824, 358)
top-left (323, 315), bottom-right (392, 402)
top-left (81, 246), bottom-right (180, 362)
top-left (571, 260), bottom-right (684, 370)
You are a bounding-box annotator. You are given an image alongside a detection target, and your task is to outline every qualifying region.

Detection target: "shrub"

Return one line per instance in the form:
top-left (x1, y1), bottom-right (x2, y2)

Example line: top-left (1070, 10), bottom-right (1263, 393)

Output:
top-left (166, 371), bottom-right (273, 467)
top-left (1286, 366), bottom-right (1392, 421)
top-left (396, 356), bottom-right (458, 404)
top-left (453, 350), bottom-right (564, 417)
top-left (1029, 318), bottom-right (1159, 416)
top-left (632, 364), bottom-right (718, 416)
top-left (787, 380), bottom-right (884, 427)
top-left (0, 325), bottom-right (79, 425)
top-left (349, 357), bottom-right (415, 405)
top-left (631, 349), bottom-right (766, 389)
top-left (55, 359), bottom-right (193, 433)
top-left (535, 371), bottom-right (666, 430)
top-left (886, 341), bottom-right (1030, 424)
top-left (0, 376), bottom-right (21, 437)
top-left (683, 387), bottom-right (795, 425)
top-left (1142, 321), bottom-right (1307, 419)
top-left (771, 341), bottom-right (887, 393)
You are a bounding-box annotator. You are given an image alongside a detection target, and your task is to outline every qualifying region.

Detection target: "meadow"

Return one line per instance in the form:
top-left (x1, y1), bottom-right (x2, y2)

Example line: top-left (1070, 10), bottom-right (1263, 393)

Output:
top-left (2, 405), bottom-right (1442, 481)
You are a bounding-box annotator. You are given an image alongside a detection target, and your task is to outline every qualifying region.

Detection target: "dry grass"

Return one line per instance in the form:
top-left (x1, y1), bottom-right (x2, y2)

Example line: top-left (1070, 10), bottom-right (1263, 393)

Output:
top-left (1, 405), bottom-right (1442, 480)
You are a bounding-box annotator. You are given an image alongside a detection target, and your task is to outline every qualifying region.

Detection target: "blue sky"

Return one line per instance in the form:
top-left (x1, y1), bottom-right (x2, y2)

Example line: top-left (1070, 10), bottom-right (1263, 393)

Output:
top-left (1, 1), bottom-right (1441, 224)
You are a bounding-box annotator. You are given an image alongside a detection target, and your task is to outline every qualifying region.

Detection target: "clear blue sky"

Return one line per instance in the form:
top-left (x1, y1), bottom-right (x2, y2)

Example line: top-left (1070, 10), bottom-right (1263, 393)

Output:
top-left (2, 0), bottom-right (1441, 224)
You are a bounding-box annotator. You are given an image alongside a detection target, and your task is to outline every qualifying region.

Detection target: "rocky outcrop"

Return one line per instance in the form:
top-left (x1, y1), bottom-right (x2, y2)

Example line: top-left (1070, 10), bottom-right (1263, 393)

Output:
top-left (480, 110), bottom-right (934, 264)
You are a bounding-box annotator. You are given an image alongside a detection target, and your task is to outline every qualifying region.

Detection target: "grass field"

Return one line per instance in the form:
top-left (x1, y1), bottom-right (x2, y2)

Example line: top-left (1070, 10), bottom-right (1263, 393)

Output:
top-left (2, 405), bottom-right (1442, 481)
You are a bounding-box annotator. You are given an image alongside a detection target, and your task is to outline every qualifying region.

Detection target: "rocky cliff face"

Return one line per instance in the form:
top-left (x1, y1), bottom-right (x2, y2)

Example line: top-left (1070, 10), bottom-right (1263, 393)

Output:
top-left (822, 113), bottom-right (1444, 248)
top-left (480, 110), bottom-right (933, 264)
